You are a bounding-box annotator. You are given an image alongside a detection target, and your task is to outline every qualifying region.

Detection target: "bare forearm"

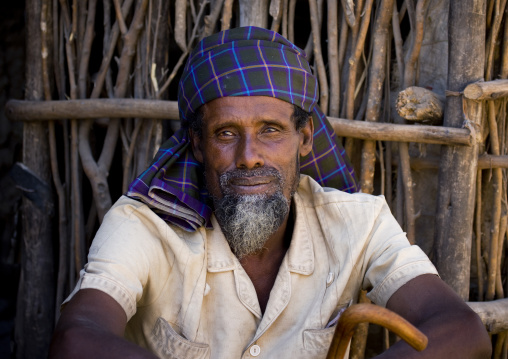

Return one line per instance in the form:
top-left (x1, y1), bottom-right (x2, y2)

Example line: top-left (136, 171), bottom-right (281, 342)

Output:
top-left (50, 325), bottom-right (158, 359)
top-left (50, 289), bottom-right (158, 359)
top-left (376, 308), bottom-right (491, 359)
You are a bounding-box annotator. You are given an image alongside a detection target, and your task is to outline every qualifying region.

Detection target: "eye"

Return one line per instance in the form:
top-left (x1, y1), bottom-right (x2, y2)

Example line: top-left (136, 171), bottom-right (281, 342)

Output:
top-left (216, 129), bottom-right (235, 138)
top-left (262, 126), bottom-right (279, 134)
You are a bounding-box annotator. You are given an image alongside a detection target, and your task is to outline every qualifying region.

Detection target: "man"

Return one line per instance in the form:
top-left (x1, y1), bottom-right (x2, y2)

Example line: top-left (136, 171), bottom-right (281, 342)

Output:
top-left (50, 27), bottom-right (491, 358)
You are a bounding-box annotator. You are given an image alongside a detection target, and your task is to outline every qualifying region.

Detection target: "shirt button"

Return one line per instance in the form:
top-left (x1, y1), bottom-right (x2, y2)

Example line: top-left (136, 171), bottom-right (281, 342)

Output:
top-left (249, 344), bottom-right (261, 356)
top-left (326, 272), bottom-right (335, 287)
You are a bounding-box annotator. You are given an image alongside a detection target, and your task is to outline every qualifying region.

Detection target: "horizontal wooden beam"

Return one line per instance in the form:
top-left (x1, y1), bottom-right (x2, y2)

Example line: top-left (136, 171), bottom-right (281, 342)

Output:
top-left (468, 298), bottom-right (508, 334)
top-left (463, 79), bottom-right (508, 100)
top-left (395, 154), bottom-right (508, 170)
top-left (329, 117), bottom-right (472, 146)
top-left (7, 99), bottom-right (473, 146)
top-left (6, 99), bottom-right (180, 121)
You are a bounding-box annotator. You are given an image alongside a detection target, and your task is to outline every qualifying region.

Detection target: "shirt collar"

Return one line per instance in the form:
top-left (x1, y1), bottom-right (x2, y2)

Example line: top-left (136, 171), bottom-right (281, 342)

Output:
top-left (206, 181), bottom-right (315, 275)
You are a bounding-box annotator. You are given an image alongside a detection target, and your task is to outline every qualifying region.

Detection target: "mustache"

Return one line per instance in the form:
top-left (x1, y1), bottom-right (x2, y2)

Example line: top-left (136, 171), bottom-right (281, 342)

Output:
top-left (219, 167), bottom-right (283, 187)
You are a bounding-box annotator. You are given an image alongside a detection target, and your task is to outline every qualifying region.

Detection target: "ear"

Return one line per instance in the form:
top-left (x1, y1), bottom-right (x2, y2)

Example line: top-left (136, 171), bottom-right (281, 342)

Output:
top-left (299, 116), bottom-right (314, 157)
top-left (189, 129), bottom-right (204, 163)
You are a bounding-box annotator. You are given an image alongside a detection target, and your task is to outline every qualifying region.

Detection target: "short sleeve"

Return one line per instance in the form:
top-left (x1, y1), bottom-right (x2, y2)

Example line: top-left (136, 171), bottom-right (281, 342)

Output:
top-left (362, 198), bottom-right (438, 307)
top-left (62, 196), bottom-right (174, 320)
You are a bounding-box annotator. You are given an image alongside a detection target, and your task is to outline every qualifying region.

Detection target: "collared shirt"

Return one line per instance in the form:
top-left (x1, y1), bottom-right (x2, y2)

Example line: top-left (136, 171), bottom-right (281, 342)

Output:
top-left (66, 175), bottom-right (437, 359)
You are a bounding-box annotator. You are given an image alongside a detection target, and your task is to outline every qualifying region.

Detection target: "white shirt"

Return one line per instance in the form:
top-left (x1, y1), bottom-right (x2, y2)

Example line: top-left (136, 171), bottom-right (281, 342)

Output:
top-left (65, 175), bottom-right (438, 359)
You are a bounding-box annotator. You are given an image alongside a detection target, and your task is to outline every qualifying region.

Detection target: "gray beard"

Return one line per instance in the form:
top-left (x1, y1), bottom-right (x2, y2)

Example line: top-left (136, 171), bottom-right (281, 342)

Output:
top-left (212, 169), bottom-right (290, 259)
top-left (214, 192), bottom-right (289, 259)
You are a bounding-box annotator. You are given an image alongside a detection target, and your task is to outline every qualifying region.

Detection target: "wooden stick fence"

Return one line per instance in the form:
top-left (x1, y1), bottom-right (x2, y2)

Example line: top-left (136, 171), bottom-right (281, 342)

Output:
top-left (13, 0), bottom-right (508, 358)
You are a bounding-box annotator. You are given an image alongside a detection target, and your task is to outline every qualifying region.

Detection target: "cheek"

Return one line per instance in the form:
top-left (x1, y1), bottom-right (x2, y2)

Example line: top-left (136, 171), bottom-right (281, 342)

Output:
top-left (279, 150), bottom-right (301, 196)
top-left (202, 160), bottom-right (222, 198)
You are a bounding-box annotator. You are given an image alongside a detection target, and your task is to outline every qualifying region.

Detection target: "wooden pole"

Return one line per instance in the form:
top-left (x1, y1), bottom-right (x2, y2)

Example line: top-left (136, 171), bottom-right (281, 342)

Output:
top-left (433, 0), bottom-right (486, 300)
top-left (14, 0), bottom-right (55, 358)
top-left (239, 0), bottom-right (268, 27)
top-left (6, 99), bottom-right (473, 146)
top-left (467, 298), bottom-right (508, 334)
top-left (464, 79), bottom-right (508, 100)
top-left (328, 117), bottom-right (472, 146)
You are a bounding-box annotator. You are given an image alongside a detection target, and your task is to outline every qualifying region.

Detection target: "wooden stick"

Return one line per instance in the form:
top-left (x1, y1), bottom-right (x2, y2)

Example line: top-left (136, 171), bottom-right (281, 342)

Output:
top-left (349, 291), bottom-right (371, 359)
top-left (102, 0), bottom-right (114, 98)
top-left (222, 0), bottom-right (234, 31)
top-left (288, 0), bottom-right (296, 43)
top-left (391, 154), bottom-right (508, 170)
top-left (327, 0), bottom-right (340, 117)
top-left (174, 0), bottom-right (187, 51)
top-left (485, 0), bottom-right (508, 81)
top-left (270, 0), bottom-right (282, 32)
top-left (112, 0), bottom-right (127, 34)
top-left (77, 0), bottom-right (97, 99)
top-left (6, 99), bottom-right (179, 120)
top-left (496, 214), bottom-right (507, 298)
top-left (360, 0), bottom-right (395, 194)
top-left (43, 0), bottom-right (68, 324)
top-left (345, 0), bottom-right (373, 121)
top-left (327, 304), bottom-right (427, 359)
top-left (309, 0), bottom-right (329, 114)
top-left (158, 0), bottom-right (208, 97)
top-left (344, 0), bottom-right (373, 162)
top-left (76, 0), bottom-right (86, 61)
top-left (18, 2), bottom-right (56, 354)
top-left (397, 142), bottom-right (415, 244)
top-left (337, 10), bottom-right (348, 77)
top-left (464, 80), bottom-right (508, 100)
top-left (91, 0), bottom-right (135, 99)
top-left (468, 298), bottom-right (508, 334)
top-left (403, 0), bottom-right (429, 87)
top-left (340, 0), bottom-right (356, 27)
top-left (502, 4), bottom-right (508, 78)
top-left (392, 2), bottom-right (404, 86)
top-left (281, 0), bottom-right (288, 38)
top-left (203, 0), bottom-right (223, 37)
top-left (486, 101), bottom-right (503, 301)
top-left (331, 117), bottom-right (472, 146)
top-left (475, 169), bottom-right (484, 301)
top-left (494, 331), bottom-right (507, 359)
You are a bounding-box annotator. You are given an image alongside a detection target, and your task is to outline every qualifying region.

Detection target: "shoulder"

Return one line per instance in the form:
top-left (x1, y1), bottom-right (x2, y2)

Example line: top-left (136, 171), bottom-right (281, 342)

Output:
top-left (296, 174), bottom-right (387, 218)
top-left (295, 175), bottom-right (401, 256)
top-left (90, 196), bottom-right (202, 256)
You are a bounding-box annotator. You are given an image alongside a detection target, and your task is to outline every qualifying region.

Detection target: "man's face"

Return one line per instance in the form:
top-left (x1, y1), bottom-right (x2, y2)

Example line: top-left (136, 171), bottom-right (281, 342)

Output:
top-left (190, 96), bottom-right (313, 257)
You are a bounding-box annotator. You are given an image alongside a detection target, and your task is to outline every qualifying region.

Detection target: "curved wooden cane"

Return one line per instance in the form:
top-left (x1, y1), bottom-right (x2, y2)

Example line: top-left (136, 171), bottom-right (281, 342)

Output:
top-left (326, 304), bottom-right (428, 359)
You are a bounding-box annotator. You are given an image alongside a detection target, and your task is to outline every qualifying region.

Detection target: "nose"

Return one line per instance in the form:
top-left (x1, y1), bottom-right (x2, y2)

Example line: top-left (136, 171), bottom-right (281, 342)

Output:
top-left (235, 134), bottom-right (264, 169)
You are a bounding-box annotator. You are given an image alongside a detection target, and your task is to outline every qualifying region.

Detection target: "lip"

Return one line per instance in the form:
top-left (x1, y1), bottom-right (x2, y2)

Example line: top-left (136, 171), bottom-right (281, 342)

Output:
top-left (227, 176), bottom-right (276, 194)
top-left (229, 176), bottom-right (273, 186)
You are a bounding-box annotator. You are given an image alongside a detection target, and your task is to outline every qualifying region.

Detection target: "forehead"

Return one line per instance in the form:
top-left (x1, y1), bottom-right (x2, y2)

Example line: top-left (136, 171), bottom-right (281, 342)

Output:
top-left (200, 96), bottom-right (294, 125)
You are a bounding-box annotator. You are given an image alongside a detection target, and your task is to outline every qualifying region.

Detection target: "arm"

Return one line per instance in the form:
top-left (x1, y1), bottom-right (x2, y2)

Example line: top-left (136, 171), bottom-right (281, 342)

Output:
top-left (377, 274), bottom-right (491, 358)
top-left (49, 289), bottom-right (158, 359)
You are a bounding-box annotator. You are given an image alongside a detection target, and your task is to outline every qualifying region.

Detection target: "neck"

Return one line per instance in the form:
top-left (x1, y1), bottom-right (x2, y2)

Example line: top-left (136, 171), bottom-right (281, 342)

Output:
top-left (238, 206), bottom-right (294, 314)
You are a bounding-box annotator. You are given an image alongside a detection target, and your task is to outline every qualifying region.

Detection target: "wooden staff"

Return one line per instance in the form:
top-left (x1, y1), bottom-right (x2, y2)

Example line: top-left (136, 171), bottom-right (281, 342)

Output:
top-left (326, 304), bottom-right (428, 359)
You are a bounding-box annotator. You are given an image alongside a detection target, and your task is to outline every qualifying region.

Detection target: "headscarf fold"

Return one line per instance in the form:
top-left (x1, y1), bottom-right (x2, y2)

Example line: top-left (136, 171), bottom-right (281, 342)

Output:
top-left (127, 26), bottom-right (358, 231)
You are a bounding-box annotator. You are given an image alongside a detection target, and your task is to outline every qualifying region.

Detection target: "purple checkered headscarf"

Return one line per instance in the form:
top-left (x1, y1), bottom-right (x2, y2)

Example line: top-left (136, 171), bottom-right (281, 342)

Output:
top-left (127, 27), bottom-right (358, 231)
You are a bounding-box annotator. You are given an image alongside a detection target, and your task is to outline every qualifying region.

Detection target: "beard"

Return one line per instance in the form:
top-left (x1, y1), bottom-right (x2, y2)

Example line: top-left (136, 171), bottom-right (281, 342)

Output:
top-left (211, 168), bottom-right (293, 259)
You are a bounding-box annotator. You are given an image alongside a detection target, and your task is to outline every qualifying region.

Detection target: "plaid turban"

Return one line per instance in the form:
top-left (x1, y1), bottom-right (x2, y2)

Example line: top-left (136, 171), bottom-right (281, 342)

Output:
top-left (127, 26), bottom-right (358, 231)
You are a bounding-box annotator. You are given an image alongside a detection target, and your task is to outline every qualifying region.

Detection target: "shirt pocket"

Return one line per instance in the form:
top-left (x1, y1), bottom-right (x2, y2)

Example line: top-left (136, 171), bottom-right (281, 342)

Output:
top-left (302, 326), bottom-right (336, 352)
top-left (151, 317), bottom-right (210, 359)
